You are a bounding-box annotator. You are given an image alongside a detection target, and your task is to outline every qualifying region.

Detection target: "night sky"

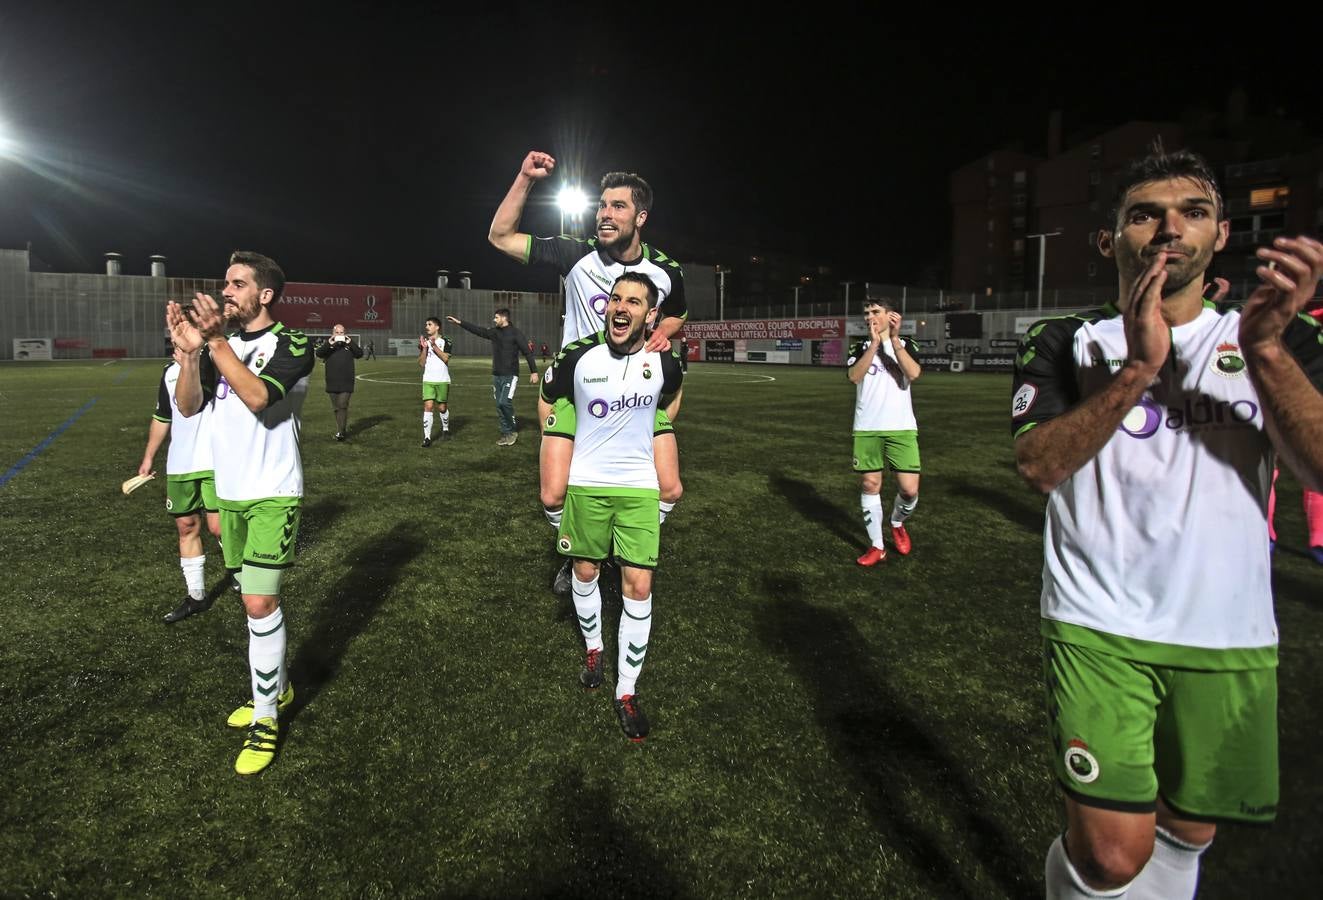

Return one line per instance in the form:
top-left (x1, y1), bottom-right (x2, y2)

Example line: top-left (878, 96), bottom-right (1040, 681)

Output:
top-left (2, 6), bottom-right (1320, 291)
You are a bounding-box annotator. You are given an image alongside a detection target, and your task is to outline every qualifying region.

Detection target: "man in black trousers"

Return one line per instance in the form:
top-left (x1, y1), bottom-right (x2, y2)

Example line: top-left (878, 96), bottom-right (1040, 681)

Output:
top-left (446, 309), bottom-right (539, 445)
top-left (315, 324), bottom-right (363, 441)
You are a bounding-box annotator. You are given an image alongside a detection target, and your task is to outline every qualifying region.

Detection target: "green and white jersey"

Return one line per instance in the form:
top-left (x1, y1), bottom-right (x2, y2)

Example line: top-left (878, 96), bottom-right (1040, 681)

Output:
top-left (423, 336), bottom-right (453, 383)
top-left (202, 322), bottom-right (315, 502)
top-left (528, 237), bottom-right (688, 348)
top-left (154, 361), bottom-right (214, 475)
top-left (1012, 302), bottom-right (1323, 667)
top-left (847, 337), bottom-right (920, 432)
top-left (540, 332), bottom-right (684, 490)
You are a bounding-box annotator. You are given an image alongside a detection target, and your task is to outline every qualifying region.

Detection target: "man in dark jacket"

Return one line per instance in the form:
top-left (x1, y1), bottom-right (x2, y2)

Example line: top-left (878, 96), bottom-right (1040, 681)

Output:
top-left (446, 308), bottom-right (539, 445)
top-left (315, 324), bottom-right (363, 441)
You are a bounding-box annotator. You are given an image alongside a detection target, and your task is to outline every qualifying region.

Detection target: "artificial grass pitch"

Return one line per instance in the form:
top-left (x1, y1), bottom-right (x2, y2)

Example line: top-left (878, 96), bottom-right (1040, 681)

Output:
top-left (1, 357), bottom-right (1319, 897)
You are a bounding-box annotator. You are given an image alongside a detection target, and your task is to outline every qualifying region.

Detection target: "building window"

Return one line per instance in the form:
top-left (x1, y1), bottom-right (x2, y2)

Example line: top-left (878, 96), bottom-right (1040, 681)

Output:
top-left (1012, 215), bottom-right (1026, 230)
top-left (1014, 170), bottom-right (1027, 185)
top-left (1012, 239), bottom-right (1025, 256)
top-left (988, 219), bottom-right (996, 232)
top-left (1250, 186), bottom-right (1289, 208)
top-left (1089, 171), bottom-right (1101, 185)
top-left (1090, 143), bottom-right (1102, 160)
top-left (1012, 193), bottom-right (1026, 209)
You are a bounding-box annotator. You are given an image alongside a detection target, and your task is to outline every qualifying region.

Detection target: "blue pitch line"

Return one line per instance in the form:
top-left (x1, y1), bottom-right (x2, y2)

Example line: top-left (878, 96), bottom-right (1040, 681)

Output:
top-left (0, 399), bottom-right (98, 488)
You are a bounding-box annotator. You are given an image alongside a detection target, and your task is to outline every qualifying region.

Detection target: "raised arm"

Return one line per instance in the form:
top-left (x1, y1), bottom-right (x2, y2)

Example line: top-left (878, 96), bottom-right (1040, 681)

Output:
top-left (488, 151), bottom-right (556, 263)
top-left (1240, 235), bottom-right (1323, 490)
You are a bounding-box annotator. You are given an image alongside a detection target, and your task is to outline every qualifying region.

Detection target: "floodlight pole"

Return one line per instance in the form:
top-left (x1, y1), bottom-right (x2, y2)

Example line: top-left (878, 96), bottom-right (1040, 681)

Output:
top-left (718, 267), bottom-right (727, 321)
top-left (1028, 231), bottom-right (1063, 315)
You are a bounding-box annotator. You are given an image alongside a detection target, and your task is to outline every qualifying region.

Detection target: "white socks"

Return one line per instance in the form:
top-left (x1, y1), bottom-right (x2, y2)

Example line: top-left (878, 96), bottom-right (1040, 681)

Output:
top-left (440, 410), bottom-right (450, 431)
top-left (890, 492), bottom-right (918, 527)
top-left (572, 573), bottom-right (603, 652)
top-left (659, 500), bottom-right (676, 524)
top-left (1128, 827), bottom-right (1208, 900)
top-left (423, 411), bottom-right (433, 439)
top-left (1045, 828), bottom-right (1207, 900)
top-left (616, 594), bottom-right (652, 699)
top-left (247, 606), bottom-right (287, 721)
top-left (180, 555), bottom-right (205, 600)
top-left (544, 505), bottom-right (563, 529)
top-left (861, 492), bottom-right (884, 548)
top-left (1046, 833), bottom-right (1130, 898)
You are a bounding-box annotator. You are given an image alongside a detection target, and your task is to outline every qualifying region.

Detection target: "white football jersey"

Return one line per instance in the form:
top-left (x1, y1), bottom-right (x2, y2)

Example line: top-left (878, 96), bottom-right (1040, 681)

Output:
top-left (155, 362), bottom-right (214, 475)
top-left (541, 333), bottom-right (684, 490)
top-left (423, 336), bottom-right (452, 382)
top-left (847, 337), bottom-right (920, 432)
top-left (204, 323), bottom-right (314, 502)
top-left (528, 237), bottom-right (688, 348)
top-left (1012, 304), bottom-right (1323, 659)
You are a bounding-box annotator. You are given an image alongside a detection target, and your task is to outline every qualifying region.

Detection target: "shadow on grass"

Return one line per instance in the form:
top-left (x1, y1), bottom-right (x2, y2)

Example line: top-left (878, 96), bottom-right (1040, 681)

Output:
top-left (523, 769), bottom-right (689, 898)
top-left (757, 580), bottom-right (1034, 898)
top-left (349, 413), bottom-right (392, 436)
top-left (769, 471), bottom-right (860, 551)
top-left (946, 475), bottom-right (1045, 535)
top-left (285, 521), bottom-right (426, 720)
top-left (294, 496), bottom-right (351, 555)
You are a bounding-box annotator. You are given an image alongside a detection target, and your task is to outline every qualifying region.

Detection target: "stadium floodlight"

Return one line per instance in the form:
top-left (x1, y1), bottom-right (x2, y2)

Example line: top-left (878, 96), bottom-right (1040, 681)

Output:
top-left (556, 187), bottom-right (590, 237)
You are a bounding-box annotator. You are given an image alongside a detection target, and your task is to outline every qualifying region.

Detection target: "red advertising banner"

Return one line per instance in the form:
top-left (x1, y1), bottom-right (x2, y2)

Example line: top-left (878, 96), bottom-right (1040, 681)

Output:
top-left (277, 283), bottom-right (393, 329)
top-left (680, 317), bottom-right (846, 341)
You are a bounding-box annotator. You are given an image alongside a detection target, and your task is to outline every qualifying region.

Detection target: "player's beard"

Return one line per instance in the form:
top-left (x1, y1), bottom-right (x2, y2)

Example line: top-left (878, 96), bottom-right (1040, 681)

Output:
top-left (599, 219), bottom-right (637, 257)
top-left (606, 316), bottom-right (647, 355)
top-left (1158, 247), bottom-right (1214, 297)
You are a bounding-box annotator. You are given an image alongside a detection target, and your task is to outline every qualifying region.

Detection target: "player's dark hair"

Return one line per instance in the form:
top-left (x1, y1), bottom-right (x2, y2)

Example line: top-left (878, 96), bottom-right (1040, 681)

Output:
top-left (493, 308), bottom-right (512, 321)
top-left (863, 297), bottom-right (896, 314)
top-left (229, 250), bottom-right (286, 302)
top-left (1110, 141), bottom-right (1225, 227)
top-left (425, 316), bottom-right (441, 328)
top-left (614, 271), bottom-right (659, 309)
top-left (600, 172), bottom-right (653, 214)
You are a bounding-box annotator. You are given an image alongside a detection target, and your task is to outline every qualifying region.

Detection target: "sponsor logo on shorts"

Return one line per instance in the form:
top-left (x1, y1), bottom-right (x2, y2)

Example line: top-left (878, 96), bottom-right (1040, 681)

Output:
top-left (558, 537), bottom-right (572, 552)
top-left (252, 551), bottom-right (279, 560)
top-left (1239, 800), bottom-right (1278, 817)
top-left (1120, 394), bottom-right (1259, 439)
top-left (1211, 342), bottom-right (1247, 378)
top-left (588, 392), bottom-right (655, 418)
top-left (1012, 383), bottom-right (1038, 417)
top-left (852, 456), bottom-right (859, 467)
top-left (1064, 739), bottom-right (1100, 784)
top-left (545, 414), bottom-right (557, 428)
top-left (165, 498), bottom-right (173, 511)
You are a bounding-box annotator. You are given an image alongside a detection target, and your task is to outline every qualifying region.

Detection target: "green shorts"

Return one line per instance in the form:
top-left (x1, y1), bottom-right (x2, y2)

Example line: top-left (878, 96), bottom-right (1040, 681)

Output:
top-left (165, 471), bottom-right (217, 517)
top-left (422, 381), bottom-right (450, 403)
top-left (543, 396), bottom-right (674, 439)
top-left (218, 497), bottom-right (302, 596)
top-left (852, 430), bottom-right (920, 474)
top-left (559, 486), bottom-right (660, 569)
top-left (1044, 638), bottom-right (1278, 823)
